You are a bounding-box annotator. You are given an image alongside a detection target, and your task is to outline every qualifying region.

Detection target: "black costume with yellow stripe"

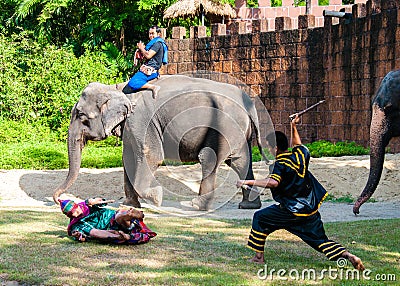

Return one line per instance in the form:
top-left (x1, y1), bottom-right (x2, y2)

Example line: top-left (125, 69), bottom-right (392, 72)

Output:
top-left (247, 145), bottom-right (346, 261)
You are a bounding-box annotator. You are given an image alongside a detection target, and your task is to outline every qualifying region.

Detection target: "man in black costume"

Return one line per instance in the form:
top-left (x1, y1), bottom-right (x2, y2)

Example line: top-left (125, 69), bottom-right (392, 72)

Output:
top-left (236, 115), bottom-right (364, 270)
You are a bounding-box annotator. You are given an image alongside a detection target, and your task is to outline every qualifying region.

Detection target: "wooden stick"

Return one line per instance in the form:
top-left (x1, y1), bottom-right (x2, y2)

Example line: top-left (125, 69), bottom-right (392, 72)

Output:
top-left (92, 199), bottom-right (115, 205)
top-left (289, 100), bottom-right (325, 120)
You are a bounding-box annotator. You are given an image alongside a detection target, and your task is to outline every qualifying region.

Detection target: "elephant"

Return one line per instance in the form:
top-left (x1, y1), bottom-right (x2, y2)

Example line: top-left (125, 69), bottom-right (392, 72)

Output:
top-left (53, 75), bottom-right (270, 211)
top-left (354, 70), bottom-right (400, 214)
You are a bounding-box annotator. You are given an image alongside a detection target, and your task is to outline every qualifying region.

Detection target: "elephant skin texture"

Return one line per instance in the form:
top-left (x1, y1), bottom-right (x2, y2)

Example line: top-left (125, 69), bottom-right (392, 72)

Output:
top-left (354, 70), bottom-right (400, 214)
top-left (53, 75), bottom-right (271, 211)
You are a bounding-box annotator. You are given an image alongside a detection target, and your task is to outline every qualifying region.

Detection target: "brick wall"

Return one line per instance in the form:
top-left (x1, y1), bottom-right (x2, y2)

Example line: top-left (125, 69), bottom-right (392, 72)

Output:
top-left (161, 0), bottom-right (400, 152)
top-left (233, 0), bottom-right (369, 30)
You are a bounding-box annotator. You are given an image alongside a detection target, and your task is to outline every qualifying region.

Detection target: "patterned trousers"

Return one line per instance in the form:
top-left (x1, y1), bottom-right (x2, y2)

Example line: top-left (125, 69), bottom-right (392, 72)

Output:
top-left (248, 204), bottom-right (346, 260)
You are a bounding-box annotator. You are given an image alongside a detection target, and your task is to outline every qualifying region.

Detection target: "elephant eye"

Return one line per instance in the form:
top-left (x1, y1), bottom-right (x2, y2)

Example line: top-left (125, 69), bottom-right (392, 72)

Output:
top-left (78, 112), bottom-right (90, 127)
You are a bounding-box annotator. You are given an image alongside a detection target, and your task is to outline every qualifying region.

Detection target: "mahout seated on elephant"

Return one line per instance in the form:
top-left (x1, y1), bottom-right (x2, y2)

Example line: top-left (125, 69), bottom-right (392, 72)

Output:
top-left (59, 197), bottom-right (156, 244)
top-left (122, 25), bottom-right (168, 98)
top-left (53, 74), bottom-right (270, 211)
top-left (354, 69), bottom-right (400, 214)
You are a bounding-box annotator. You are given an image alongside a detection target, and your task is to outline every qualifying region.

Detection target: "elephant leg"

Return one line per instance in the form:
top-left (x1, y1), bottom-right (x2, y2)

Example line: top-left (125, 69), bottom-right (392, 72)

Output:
top-left (123, 166), bottom-right (141, 207)
top-left (123, 138), bottom-right (164, 207)
top-left (227, 142), bottom-right (262, 209)
top-left (192, 146), bottom-right (220, 211)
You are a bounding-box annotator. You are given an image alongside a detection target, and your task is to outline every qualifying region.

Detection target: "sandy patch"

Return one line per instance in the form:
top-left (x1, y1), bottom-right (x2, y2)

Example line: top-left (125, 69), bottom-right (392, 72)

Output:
top-left (1, 154), bottom-right (400, 221)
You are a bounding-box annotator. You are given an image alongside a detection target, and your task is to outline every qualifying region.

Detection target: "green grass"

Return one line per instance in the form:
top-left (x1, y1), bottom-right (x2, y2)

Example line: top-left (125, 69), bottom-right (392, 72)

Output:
top-left (0, 141), bottom-right (123, 170)
top-left (264, 195), bottom-right (375, 204)
top-left (0, 211), bottom-right (398, 285)
top-left (0, 139), bottom-right (369, 170)
top-left (324, 194), bottom-right (354, 203)
top-left (324, 194), bottom-right (377, 204)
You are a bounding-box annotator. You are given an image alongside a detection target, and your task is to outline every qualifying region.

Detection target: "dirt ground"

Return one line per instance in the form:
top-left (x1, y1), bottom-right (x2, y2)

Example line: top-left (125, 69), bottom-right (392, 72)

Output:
top-left (0, 154), bottom-right (400, 222)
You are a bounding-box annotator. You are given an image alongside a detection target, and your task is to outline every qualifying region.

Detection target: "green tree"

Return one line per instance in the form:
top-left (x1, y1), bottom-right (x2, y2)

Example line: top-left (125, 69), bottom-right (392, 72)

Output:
top-left (4, 0), bottom-right (186, 78)
top-left (7, 0), bottom-right (175, 52)
top-left (0, 32), bottom-right (123, 137)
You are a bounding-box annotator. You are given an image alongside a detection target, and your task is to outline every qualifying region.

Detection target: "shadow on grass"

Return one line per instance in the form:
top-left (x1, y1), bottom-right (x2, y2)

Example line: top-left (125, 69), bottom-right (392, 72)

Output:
top-left (0, 210), bottom-right (399, 285)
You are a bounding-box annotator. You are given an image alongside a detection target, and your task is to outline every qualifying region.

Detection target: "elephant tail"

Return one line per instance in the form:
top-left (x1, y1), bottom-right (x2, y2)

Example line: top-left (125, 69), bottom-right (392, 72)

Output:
top-left (257, 134), bottom-right (269, 164)
top-left (251, 120), bottom-right (269, 164)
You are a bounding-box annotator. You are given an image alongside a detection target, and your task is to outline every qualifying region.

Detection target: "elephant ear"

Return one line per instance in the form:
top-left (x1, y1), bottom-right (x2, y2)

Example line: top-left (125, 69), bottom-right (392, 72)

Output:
top-left (97, 91), bottom-right (134, 137)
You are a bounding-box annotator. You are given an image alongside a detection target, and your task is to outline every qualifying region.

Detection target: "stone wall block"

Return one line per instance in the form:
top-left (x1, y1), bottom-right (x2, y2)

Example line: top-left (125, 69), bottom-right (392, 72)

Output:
top-left (252, 19), bottom-right (269, 33)
top-left (211, 24), bottom-right (226, 36)
top-left (298, 14), bottom-right (315, 29)
top-left (172, 26), bottom-right (186, 39)
top-left (353, 3), bottom-right (367, 18)
top-left (222, 61), bottom-right (233, 73)
top-left (231, 21), bottom-right (248, 34)
top-left (275, 16), bottom-right (292, 31)
top-left (178, 39), bottom-right (190, 51)
top-left (191, 26), bottom-right (207, 38)
top-left (381, 0), bottom-right (398, 10)
top-left (160, 28), bottom-right (167, 39)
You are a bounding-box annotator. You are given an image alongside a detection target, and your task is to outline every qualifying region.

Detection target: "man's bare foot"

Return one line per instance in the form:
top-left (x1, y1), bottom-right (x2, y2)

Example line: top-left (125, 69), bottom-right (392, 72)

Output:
top-left (151, 85), bottom-right (160, 99)
top-left (115, 208), bottom-right (144, 230)
top-left (128, 208), bottom-right (144, 219)
top-left (249, 252), bottom-right (264, 264)
top-left (348, 254), bottom-right (365, 270)
top-left (342, 251), bottom-right (365, 270)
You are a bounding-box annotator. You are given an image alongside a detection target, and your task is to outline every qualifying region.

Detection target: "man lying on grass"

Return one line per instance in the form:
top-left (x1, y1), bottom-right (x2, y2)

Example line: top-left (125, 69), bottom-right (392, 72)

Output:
top-left (59, 197), bottom-right (156, 244)
top-left (236, 115), bottom-right (365, 270)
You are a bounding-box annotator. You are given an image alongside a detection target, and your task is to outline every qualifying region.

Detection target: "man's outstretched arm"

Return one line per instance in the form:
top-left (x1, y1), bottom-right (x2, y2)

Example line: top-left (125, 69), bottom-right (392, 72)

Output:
top-left (291, 114), bottom-right (302, 146)
top-left (236, 178), bottom-right (279, 189)
top-left (89, 229), bottom-right (129, 241)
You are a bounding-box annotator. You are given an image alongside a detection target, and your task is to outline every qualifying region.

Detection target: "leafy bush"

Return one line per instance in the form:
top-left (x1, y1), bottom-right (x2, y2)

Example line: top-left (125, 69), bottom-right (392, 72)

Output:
top-left (324, 194), bottom-right (354, 203)
top-left (251, 146), bottom-right (274, 162)
top-left (251, 140), bottom-right (369, 162)
top-left (0, 32), bottom-right (123, 140)
top-left (306, 140), bottom-right (369, 158)
top-left (0, 119), bottom-right (57, 144)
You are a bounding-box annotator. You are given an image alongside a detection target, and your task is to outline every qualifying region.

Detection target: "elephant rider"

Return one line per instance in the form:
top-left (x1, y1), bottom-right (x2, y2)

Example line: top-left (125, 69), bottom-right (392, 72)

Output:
top-left (59, 197), bottom-right (156, 244)
top-left (236, 115), bottom-right (365, 270)
top-left (122, 25), bottom-right (168, 99)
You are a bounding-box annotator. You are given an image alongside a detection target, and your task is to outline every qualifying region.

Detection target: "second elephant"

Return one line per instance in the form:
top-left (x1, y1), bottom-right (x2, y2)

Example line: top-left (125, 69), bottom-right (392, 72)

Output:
top-left (354, 70), bottom-right (400, 214)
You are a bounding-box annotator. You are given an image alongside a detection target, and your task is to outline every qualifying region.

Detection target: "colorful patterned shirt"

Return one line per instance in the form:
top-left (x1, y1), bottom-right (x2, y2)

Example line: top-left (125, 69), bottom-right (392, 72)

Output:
top-left (69, 203), bottom-right (116, 235)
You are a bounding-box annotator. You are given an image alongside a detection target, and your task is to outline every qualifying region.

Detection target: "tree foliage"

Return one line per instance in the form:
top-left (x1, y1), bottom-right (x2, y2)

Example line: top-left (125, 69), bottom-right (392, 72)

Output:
top-left (3, 0), bottom-right (177, 53)
top-left (0, 32), bottom-right (123, 139)
top-left (0, 0), bottom-right (357, 140)
top-left (1, 0), bottom-right (201, 78)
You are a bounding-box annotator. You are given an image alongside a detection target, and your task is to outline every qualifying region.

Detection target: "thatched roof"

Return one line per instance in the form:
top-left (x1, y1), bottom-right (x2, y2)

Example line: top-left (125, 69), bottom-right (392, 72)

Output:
top-left (164, 0), bottom-right (237, 19)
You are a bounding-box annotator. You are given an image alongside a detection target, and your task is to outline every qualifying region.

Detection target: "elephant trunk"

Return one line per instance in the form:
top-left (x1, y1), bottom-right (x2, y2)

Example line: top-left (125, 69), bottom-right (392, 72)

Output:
top-left (353, 105), bottom-right (390, 214)
top-left (53, 122), bottom-right (86, 204)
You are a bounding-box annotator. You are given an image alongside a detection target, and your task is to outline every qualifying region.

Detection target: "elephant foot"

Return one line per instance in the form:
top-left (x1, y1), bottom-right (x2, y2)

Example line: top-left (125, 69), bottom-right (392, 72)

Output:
top-left (142, 186), bottom-right (163, 207)
top-left (123, 197), bottom-right (141, 208)
top-left (238, 198), bottom-right (262, 209)
top-left (239, 186), bottom-right (262, 209)
top-left (191, 192), bottom-right (214, 211)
